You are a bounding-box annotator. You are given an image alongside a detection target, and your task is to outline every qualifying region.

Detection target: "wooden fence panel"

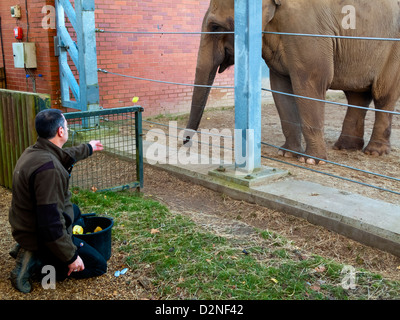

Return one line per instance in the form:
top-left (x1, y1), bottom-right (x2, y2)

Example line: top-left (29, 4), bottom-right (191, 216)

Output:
top-left (0, 89), bottom-right (50, 189)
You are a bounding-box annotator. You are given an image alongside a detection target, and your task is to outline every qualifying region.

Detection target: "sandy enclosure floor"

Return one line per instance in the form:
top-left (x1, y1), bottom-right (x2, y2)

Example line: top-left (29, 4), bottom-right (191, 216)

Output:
top-left (143, 92), bottom-right (400, 206)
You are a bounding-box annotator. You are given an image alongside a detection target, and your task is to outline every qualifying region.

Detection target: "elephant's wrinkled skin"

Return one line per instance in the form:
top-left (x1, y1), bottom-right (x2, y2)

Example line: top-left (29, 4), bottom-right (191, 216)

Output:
top-left (185, 0), bottom-right (400, 164)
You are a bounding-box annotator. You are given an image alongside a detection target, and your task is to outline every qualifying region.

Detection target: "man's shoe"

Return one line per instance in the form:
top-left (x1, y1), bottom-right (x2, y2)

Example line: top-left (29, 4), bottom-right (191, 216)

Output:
top-left (9, 243), bottom-right (20, 259)
top-left (10, 249), bottom-right (39, 293)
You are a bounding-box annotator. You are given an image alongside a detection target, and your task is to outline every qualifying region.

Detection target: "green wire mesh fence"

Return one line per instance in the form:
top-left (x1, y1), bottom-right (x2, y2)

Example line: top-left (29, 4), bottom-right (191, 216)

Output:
top-left (64, 106), bottom-right (144, 192)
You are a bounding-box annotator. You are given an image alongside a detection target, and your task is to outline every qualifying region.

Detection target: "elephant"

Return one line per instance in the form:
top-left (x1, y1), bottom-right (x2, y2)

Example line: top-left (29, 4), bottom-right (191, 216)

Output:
top-left (185, 0), bottom-right (400, 164)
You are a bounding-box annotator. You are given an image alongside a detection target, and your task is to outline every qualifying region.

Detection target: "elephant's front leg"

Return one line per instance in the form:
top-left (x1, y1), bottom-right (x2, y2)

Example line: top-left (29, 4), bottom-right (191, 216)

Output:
top-left (296, 98), bottom-right (327, 164)
top-left (270, 71), bottom-right (303, 158)
top-left (290, 82), bottom-right (329, 165)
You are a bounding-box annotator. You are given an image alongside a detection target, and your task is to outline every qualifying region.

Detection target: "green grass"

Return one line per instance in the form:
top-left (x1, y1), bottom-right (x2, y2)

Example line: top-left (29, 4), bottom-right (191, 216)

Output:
top-left (72, 189), bottom-right (400, 300)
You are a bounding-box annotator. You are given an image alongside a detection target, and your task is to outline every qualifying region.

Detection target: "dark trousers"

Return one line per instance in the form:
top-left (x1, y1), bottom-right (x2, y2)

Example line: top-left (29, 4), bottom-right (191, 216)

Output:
top-left (38, 205), bottom-right (107, 281)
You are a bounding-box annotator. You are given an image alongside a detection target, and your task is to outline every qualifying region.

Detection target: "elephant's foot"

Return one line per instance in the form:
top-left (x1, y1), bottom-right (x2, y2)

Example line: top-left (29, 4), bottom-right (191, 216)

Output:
top-left (277, 142), bottom-right (303, 159)
top-left (299, 147), bottom-right (327, 165)
top-left (364, 140), bottom-right (391, 156)
top-left (333, 136), bottom-right (364, 151)
top-left (277, 143), bottom-right (326, 165)
top-left (299, 157), bottom-right (326, 165)
top-left (277, 149), bottom-right (300, 158)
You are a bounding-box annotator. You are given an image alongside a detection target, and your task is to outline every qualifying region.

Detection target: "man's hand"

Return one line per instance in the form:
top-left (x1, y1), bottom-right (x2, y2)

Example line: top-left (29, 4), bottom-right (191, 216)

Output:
top-left (89, 140), bottom-right (104, 152)
top-left (68, 255), bottom-right (85, 276)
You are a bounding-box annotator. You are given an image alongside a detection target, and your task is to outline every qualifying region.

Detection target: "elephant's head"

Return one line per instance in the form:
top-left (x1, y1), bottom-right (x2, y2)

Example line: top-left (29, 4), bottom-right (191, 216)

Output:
top-left (184, 0), bottom-right (281, 143)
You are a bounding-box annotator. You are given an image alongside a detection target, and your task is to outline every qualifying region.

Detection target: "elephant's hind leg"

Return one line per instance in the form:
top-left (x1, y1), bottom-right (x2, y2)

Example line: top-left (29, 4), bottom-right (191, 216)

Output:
top-left (365, 71), bottom-right (400, 155)
top-left (364, 96), bottom-right (395, 156)
top-left (365, 52), bottom-right (400, 156)
top-left (334, 91), bottom-right (371, 151)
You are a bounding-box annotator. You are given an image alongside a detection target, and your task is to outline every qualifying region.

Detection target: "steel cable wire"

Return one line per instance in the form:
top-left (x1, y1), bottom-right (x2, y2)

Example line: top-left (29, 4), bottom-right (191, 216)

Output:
top-left (262, 31), bottom-right (400, 41)
top-left (261, 141), bottom-right (400, 183)
top-left (96, 28), bottom-right (400, 41)
top-left (97, 28), bottom-right (399, 196)
top-left (142, 119), bottom-right (400, 182)
top-left (97, 68), bottom-right (234, 89)
top-left (96, 29), bottom-right (234, 35)
top-left (261, 154), bottom-right (400, 196)
top-left (262, 88), bottom-right (400, 116)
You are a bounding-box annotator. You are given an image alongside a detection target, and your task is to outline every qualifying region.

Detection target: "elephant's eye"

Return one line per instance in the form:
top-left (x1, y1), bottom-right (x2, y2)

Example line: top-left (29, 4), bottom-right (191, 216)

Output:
top-left (210, 23), bottom-right (224, 32)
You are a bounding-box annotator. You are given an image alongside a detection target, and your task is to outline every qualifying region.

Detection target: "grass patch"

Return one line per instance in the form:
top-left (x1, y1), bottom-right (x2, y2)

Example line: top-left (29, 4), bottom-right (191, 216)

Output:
top-left (72, 189), bottom-right (400, 300)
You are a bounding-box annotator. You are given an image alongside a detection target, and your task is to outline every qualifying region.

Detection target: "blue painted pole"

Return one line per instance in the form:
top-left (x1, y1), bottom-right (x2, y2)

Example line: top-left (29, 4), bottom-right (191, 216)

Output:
top-left (56, 0), bottom-right (100, 114)
top-left (234, 0), bottom-right (262, 172)
top-left (75, 0), bottom-right (100, 112)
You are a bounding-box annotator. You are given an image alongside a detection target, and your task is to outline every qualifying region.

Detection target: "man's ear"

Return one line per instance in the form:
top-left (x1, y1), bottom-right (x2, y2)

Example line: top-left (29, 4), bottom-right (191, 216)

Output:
top-left (274, 0), bottom-right (281, 5)
top-left (57, 126), bottom-right (64, 137)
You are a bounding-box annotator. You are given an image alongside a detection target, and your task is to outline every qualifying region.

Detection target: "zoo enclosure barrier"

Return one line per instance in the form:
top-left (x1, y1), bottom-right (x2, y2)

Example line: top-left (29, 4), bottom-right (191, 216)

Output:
top-left (64, 106), bottom-right (144, 192)
top-left (0, 89), bottom-right (50, 189)
top-left (93, 4), bottom-right (400, 197)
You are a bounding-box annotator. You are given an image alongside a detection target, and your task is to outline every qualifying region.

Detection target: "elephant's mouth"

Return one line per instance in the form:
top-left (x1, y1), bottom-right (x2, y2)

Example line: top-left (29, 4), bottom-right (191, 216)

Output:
top-left (218, 47), bottom-right (234, 73)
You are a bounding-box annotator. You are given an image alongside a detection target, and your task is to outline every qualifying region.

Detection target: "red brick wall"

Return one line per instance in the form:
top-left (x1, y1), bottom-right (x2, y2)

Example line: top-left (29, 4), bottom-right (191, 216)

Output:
top-left (0, 0), bottom-right (234, 116)
top-left (95, 0), bottom-right (234, 116)
top-left (0, 0), bottom-right (60, 108)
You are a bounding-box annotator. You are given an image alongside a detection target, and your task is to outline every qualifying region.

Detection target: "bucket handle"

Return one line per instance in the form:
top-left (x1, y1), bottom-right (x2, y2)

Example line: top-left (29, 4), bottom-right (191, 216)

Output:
top-left (82, 213), bottom-right (114, 221)
top-left (82, 213), bottom-right (96, 217)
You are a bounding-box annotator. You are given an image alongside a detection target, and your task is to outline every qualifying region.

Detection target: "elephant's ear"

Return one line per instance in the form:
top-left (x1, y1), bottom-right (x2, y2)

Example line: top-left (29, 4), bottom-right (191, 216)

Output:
top-left (263, 0), bottom-right (280, 24)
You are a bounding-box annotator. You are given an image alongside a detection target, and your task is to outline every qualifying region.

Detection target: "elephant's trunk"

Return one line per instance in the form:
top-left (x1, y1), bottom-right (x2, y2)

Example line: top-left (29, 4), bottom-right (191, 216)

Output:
top-left (184, 43), bottom-right (219, 143)
top-left (187, 66), bottom-right (218, 130)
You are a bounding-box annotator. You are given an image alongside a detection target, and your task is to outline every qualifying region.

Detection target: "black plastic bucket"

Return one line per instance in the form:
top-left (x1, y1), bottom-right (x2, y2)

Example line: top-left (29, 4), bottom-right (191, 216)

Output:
top-left (74, 216), bottom-right (114, 261)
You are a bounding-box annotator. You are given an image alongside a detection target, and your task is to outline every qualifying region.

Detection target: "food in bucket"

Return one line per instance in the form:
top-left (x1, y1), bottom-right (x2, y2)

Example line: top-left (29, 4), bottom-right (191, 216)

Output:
top-left (73, 225), bottom-right (103, 235)
top-left (73, 225), bottom-right (84, 235)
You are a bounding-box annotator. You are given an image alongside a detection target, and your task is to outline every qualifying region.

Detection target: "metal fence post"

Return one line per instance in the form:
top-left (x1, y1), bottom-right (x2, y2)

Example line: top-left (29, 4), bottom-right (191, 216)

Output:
top-left (234, 0), bottom-right (262, 173)
top-left (135, 107), bottom-right (144, 190)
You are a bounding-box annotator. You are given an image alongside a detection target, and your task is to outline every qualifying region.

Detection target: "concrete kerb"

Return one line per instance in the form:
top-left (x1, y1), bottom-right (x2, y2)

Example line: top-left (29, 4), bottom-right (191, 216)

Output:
top-left (142, 141), bottom-right (400, 257)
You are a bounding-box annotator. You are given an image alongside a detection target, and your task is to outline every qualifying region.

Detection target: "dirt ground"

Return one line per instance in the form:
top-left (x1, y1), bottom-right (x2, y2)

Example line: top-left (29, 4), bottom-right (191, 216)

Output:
top-left (1, 93), bottom-right (400, 299)
top-left (1, 164), bottom-right (400, 300)
top-left (148, 91), bottom-right (400, 206)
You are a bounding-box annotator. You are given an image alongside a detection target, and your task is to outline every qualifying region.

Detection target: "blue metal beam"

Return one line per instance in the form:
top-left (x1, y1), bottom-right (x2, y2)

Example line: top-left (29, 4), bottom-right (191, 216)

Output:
top-left (58, 26), bottom-right (79, 67)
top-left (55, 0), bottom-right (100, 112)
top-left (234, 0), bottom-right (262, 172)
top-left (59, 0), bottom-right (77, 30)
top-left (75, 0), bottom-right (100, 111)
top-left (59, 60), bottom-right (80, 100)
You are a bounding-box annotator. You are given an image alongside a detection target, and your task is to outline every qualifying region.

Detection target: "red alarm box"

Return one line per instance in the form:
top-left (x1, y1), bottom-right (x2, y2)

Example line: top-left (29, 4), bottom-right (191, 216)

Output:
top-left (14, 27), bottom-right (23, 40)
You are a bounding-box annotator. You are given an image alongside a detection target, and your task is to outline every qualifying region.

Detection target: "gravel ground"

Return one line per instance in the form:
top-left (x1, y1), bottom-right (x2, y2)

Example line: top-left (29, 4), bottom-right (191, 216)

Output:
top-left (1, 163), bottom-right (399, 300)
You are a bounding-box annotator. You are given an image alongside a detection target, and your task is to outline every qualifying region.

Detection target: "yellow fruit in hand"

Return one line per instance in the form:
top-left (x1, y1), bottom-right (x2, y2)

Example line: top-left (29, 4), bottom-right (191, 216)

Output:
top-left (94, 226), bottom-right (103, 233)
top-left (73, 225), bottom-right (84, 235)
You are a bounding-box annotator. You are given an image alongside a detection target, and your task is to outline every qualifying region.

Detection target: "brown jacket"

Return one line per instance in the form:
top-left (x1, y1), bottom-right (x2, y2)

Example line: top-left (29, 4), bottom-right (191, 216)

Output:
top-left (9, 137), bottom-right (93, 264)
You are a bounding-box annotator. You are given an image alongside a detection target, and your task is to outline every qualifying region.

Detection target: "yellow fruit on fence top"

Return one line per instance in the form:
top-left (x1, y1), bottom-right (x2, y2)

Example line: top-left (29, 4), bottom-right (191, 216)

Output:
top-left (73, 225), bottom-right (84, 235)
top-left (94, 226), bottom-right (103, 233)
